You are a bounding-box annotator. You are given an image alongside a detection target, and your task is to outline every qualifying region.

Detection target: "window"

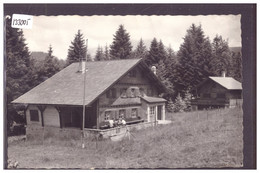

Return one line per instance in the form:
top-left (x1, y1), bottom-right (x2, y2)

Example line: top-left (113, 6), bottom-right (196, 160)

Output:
top-left (104, 111), bottom-right (111, 121)
top-left (217, 93), bottom-right (226, 98)
top-left (30, 110), bottom-right (39, 122)
top-left (128, 70), bottom-right (136, 77)
top-left (139, 88), bottom-right (145, 97)
top-left (119, 109), bottom-right (126, 119)
top-left (147, 89), bottom-right (153, 96)
top-left (131, 88), bottom-right (135, 97)
top-left (131, 108), bottom-right (138, 118)
top-left (120, 88), bottom-right (127, 98)
top-left (150, 106), bottom-right (155, 115)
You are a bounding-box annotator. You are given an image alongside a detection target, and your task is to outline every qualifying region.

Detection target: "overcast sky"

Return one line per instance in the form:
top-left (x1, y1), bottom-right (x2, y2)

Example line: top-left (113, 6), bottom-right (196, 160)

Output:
top-left (22, 15), bottom-right (241, 60)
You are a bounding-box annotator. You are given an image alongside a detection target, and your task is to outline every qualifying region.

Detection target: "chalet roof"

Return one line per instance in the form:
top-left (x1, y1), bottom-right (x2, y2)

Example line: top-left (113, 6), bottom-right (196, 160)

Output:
top-left (141, 96), bottom-right (167, 103)
top-left (209, 77), bottom-right (242, 90)
top-left (12, 59), bottom-right (166, 106)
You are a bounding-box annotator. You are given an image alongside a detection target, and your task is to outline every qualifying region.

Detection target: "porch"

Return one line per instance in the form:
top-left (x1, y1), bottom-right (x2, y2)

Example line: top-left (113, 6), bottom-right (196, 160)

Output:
top-left (84, 121), bottom-right (157, 139)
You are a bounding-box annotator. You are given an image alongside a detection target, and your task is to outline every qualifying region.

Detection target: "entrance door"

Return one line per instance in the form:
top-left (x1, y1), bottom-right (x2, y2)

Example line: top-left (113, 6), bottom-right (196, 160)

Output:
top-left (157, 105), bottom-right (162, 120)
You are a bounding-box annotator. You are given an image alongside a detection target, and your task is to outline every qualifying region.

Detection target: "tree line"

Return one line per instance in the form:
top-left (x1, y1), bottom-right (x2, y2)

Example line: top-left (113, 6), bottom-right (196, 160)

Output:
top-left (6, 18), bottom-right (242, 132)
top-left (66, 24), bottom-right (242, 112)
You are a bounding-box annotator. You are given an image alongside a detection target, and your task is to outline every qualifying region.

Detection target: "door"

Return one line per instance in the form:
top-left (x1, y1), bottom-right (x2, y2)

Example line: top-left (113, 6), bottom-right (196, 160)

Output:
top-left (157, 105), bottom-right (162, 120)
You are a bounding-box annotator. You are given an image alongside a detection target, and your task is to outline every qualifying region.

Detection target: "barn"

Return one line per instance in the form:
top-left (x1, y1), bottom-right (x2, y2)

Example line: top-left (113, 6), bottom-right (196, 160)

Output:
top-left (191, 73), bottom-right (242, 110)
top-left (12, 59), bottom-right (167, 139)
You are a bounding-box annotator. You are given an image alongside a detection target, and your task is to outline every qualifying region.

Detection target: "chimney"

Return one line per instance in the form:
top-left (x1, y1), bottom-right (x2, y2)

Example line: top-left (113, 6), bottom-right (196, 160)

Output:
top-left (222, 71), bottom-right (226, 77)
top-left (151, 66), bottom-right (156, 75)
top-left (78, 60), bottom-right (86, 73)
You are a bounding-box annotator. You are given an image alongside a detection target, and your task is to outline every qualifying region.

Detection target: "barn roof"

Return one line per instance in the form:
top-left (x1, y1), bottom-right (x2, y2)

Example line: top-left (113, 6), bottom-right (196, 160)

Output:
top-left (209, 77), bottom-right (242, 90)
top-left (12, 59), bottom-right (166, 106)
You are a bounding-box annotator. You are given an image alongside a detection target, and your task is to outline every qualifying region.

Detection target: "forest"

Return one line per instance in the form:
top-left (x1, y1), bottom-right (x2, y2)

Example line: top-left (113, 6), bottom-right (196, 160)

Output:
top-left (5, 18), bottom-right (242, 134)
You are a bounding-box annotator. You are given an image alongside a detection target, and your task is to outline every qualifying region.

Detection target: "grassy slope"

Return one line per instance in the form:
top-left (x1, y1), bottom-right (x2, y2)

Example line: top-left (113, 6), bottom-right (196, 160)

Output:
top-left (8, 107), bottom-right (243, 169)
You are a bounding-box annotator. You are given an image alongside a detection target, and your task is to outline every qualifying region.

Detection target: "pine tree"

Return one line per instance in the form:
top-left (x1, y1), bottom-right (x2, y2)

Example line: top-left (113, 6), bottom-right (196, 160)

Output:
top-left (95, 45), bottom-right (105, 61)
top-left (133, 38), bottom-right (147, 58)
top-left (166, 98), bottom-right (175, 113)
top-left (109, 25), bottom-right (133, 59)
top-left (144, 38), bottom-right (160, 67)
top-left (230, 51), bottom-right (242, 82)
top-left (183, 89), bottom-right (192, 112)
top-left (164, 46), bottom-right (177, 95)
top-left (156, 41), bottom-right (173, 90)
top-left (6, 17), bottom-right (33, 131)
top-left (104, 44), bottom-right (110, 60)
top-left (175, 24), bottom-right (213, 95)
top-left (37, 45), bottom-right (61, 82)
top-left (86, 53), bottom-right (92, 62)
top-left (174, 94), bottom-right (186, 112)
top-left (210, 35), bottom-right (232, 76)
top-left (66, 30), bottom-right (87, 65)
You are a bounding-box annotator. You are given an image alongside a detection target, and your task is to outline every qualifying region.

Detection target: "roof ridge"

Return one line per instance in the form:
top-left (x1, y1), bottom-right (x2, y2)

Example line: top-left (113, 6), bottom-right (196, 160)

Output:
top-left (72, 58), bottom-right (142, 64)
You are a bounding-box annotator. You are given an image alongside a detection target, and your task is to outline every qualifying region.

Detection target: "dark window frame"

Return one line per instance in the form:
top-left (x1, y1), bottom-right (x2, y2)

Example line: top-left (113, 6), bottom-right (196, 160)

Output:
top-left (30, 110), bottom-right (39, 122)
top-left (130, 88), bottom-right (135, 98)
top-left (131, 108), bottom-right (138, 118)
top-left (120, 88), bottom-right (127, 98)
top-left (104, 111), bottom-right (111, 121)
top-left (140, 88), bottom-right (145, 97)
top-left (119, 109), bottom-right (126, 118)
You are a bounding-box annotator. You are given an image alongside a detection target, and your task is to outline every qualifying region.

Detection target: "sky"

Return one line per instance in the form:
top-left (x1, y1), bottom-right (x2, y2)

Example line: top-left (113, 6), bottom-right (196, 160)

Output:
top-left (22, 15), bottom-right (241, 60)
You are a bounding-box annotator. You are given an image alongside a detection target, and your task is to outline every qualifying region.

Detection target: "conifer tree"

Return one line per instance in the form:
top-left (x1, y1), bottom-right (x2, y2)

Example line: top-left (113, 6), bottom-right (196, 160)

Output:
top-left (210, 35), bottom-right (232, 76)
top-left (166, 98), bottom-right (175, 113)
top-left (230, 51), bottom-right (242, 82)
top-left (37, 45), bottom-right (61, 83)
top-left (144, 38), bottom-right (159, 67)
top-left (6, 17), bottom-right (33, 131)
top-left (95, 45), bottom-right (105, 61)
top-left (104, 44), bottom-right (110, 60)
top-left (183, 89), bottom-right (192, 112)
top-left (174, 94), bottom-right (186, 112)
top-left (109, 25), bottom-right (132, 59)
top-left (66, 30), bottom-right (87, 65)
top-left (133, 38), bottom-right (147, 58)
top-left (175, 24), bottom-right (213, 95)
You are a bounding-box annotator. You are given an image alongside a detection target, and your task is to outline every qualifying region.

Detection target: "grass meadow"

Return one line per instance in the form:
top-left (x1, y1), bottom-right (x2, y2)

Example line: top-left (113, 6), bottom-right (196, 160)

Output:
top-left (7, 107), bottom-right (243, 169)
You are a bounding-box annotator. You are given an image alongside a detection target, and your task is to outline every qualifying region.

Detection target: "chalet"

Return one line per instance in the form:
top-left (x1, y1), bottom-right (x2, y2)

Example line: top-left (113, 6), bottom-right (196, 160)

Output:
top-left (12, 59), bottom-right (167, 139)
top-left (191, 73), bottom-right (242, 110)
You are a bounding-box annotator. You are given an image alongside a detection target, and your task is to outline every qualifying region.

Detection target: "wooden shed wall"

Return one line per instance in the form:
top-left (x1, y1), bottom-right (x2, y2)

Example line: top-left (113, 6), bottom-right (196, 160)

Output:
top-left (26, 105), bottom-right (42, 126)
top-left (26, 105), bottom-right (60, 127)
top-left (43, 106), bottom-right (60, 127)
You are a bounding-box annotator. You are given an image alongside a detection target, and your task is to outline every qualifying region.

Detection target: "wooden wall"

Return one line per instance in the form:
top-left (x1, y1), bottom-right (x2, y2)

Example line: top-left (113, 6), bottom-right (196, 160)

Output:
top-left (97, 66), bottom-right (160, 125)
top-left (26, 105), bottom-right (60, 127)
top-left (26, 105), bottom-right (42, 126)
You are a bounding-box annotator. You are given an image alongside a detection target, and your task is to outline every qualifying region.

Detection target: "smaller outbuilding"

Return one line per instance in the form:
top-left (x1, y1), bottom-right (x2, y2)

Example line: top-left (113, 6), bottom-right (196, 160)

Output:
top-left (191, 73), bottom-right (242, 110)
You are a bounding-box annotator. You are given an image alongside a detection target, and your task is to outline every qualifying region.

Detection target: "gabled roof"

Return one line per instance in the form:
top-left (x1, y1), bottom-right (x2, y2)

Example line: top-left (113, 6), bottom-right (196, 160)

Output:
top-left (209, 77), bottom-right (242, 90)
top-left (12, 59), bottom-right (166, 106)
